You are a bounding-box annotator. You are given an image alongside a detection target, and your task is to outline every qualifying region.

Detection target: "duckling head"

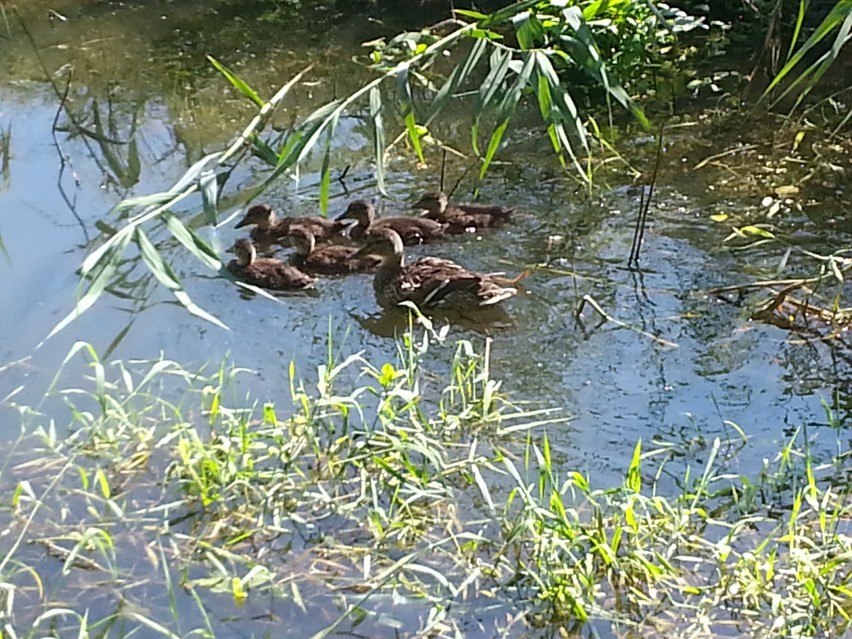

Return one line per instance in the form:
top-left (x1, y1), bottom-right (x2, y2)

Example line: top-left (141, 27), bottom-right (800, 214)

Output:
top-left (353, 227), bottom-right (404, 259)
top-left (412, 191), bottom-right (448, 214)
top-left (287, 227), bottom-right (316, 256)
top-left (228, 238), bottom-right (257, 266)
top-left (235, 203), bottom-right (275, 230)
top-left (335, 199), bottom-right (375, 224)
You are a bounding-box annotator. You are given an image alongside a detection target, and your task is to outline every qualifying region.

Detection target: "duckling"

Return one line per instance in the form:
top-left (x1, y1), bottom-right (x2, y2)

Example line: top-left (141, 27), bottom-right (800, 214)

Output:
top-left (227, 238), bottom-right (316, 290)
top-left (234, 203), bottom-right (347, 245)
top-left (353, 228), bottom-right (518, 311)
top-left (286, 227), bottom-right (382, 275)
top-left (335, 199), bottom-right (445, 246)
top-left (412, 191), bottom-right (514, 233)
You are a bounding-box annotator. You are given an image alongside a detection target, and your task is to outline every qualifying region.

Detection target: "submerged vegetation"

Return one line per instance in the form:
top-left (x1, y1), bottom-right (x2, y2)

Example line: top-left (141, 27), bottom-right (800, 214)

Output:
top-left (1, 331), bottom-right (849, 638)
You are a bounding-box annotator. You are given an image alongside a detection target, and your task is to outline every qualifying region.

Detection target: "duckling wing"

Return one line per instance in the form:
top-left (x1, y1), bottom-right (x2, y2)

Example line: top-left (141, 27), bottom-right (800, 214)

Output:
top-left (401, 258), bottom-right (484, 307)
top-left (307, 246), bottom-right (380, 273)
top-left (246, 259), bottom-right (316, 290)
top-left (456, 203), bottom-right (515, 220)
top-left (377, 217), bottom-right (444, 245)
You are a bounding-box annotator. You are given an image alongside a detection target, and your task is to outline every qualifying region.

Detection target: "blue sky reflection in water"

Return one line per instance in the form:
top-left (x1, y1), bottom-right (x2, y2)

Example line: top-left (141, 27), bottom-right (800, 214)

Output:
top-left (0, 2), bottom-right (847, 494)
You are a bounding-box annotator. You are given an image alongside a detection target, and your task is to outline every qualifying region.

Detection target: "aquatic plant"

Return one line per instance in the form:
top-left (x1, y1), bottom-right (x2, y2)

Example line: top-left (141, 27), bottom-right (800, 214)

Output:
top-left (42, 0), bottom-right (711, 337)
top-left (1, 332), bottom-right (849, 638)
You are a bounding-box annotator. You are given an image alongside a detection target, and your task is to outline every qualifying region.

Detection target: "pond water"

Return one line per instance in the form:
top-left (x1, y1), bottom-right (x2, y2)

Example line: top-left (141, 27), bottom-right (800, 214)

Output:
top-left (2, 1), bottom-right (850, 481)
top-left (0, 1), bottom-right (850, 635)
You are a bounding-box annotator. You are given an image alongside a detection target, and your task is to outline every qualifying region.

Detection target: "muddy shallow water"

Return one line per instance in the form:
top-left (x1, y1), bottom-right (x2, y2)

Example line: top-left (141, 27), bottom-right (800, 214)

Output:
top-left (1, 2), bottom-right (849, 500)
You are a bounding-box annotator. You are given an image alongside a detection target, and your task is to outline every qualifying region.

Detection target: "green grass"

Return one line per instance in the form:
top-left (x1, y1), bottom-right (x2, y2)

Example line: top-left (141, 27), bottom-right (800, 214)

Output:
top-left (0, 327), bottom-right (849, 638)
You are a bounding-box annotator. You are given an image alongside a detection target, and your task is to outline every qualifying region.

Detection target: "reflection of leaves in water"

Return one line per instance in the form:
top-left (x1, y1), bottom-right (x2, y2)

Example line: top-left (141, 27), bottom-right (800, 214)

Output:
top-left (57, 94), bottom-right (144, 191)
top-left (0, 121), bottom-right (10, 187)
top-left (0, 123), bottom-right (8, 260)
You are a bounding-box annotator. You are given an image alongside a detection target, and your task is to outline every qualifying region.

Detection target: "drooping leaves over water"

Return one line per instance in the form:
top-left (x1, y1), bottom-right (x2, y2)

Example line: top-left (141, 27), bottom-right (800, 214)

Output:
top-left (52, 1), bottom-right (696, 337)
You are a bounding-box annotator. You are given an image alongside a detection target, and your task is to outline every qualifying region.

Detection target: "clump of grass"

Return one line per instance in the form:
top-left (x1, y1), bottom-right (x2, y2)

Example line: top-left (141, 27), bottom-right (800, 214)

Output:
top-left (0, 329), bottom-right (849, 639)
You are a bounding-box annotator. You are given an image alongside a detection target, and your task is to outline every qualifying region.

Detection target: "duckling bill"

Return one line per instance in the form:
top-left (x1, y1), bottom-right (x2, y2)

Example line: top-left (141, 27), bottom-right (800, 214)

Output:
top-left (227, 238), bottom-right (316, 290)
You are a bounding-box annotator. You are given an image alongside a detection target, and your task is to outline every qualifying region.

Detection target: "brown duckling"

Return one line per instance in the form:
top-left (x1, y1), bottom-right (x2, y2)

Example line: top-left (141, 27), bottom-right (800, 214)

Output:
top-left (235, 203), bottom-right (347, 245)
top-left (286, 227), bottom-right (382, 275)
top-left (227, 238), bottom-right (316, 290)
top-left (335, 199), bottom-right (445, 246)
top-left (353, 228), bottom-right (518, 311)
top-left (412, 191), bottom-right (514, 233)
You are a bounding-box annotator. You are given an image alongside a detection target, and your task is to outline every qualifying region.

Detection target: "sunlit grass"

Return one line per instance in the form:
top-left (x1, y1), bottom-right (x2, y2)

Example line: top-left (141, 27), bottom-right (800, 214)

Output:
top-left (0, 329), bottom-right (849, 638)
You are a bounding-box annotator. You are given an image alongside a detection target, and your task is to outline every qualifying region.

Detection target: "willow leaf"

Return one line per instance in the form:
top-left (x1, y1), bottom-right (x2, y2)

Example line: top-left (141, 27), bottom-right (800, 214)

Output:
top-left (425, 62), bottom-right (462, 124)
top-left (251, 134), bottom-right (279, 166)
top-left (199, 170), bottom-right (219, 226)
top-left (163, 213), bottom-right (221, 271)
top-left (497, 53), bottom-right (534, 117)
top-left (480, 0), bottom-right (540, 27)
top-left (370, 87), bottom-right (386, 194)
top-left (172, 289), bottom-right (228, 330)
top-left (472, 49), bottom-right (513, 156)
top-left (477, 49), bottom-right (513, 111)
top-left (454, 8), bottom-right (486, 20)
top-left (81, 227), bottom-right (133, 276)
top-left (513, 10), bottom-right (544, 50)
top-left (479, 118), bottom-right (509, 181)
top-left (169, 152), bottom-right (223, 196)
top-left (207, 56), bottom-right (264, 108)
top-left (136, 228), bottom-right (227, 330)
top-left (318, 114), bottom-right (339, 216)
top-left (398, 67), bottom-right (425, 164)
top-left (135, 228), bottom-right (180, 290)
top-left (557, 10), bottom-right (648, 130)
top-left (404, 110), bottom-right (425, 164)
top-left (46, 233), bottom-right (132, 341)
top-left (533, 52), bottom-right (589, 152)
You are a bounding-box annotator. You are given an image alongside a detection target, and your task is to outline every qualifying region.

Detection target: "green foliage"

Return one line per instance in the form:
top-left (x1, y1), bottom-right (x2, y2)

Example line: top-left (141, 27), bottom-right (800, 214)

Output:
top-left (2, 335), bottom-right (849, 638)
top-left (49, 1), bottom-right (707, 338)
top-left (764, 0), bottom-right (852, 112)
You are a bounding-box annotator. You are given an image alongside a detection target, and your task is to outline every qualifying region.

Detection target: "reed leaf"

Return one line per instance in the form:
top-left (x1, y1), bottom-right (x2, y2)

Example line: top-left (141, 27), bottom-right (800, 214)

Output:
top-left (207, 55), bottom-right (264, 107)
top-left (764, 1), bottom-right (852, 108)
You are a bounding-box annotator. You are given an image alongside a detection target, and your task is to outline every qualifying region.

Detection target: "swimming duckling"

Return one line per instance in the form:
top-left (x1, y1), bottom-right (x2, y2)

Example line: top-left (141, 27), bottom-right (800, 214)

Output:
top-left (287, 227), bottom-right (382, 275)
top-left (335, 199), bottom-right (445, 246)
top-left (353, 228), bottom-right (518, 311)
top-left (412, 191), bottom-right (514, 233)
top-left (227, 238), bottom-right (316, 290)
top-left (234, 203), bottom-right (347, 245)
